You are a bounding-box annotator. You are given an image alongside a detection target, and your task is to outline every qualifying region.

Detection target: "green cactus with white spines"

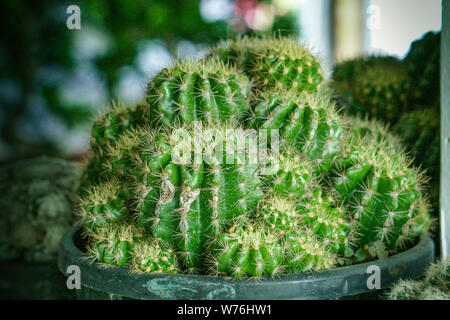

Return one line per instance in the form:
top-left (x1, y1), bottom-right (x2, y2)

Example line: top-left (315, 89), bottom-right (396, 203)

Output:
top-left (96, 123), bottom-right (265, 272)
top-left (86, 224), bottom-right (137, 267)
top-left (250, 89), bottom-right (341, 173)
top-left (131, 241), bottom-right (178, 274)
top-left (146, 59), bottom-right (251, 127)
top-left (283, 229), bottom-right (337, 273)
top-left (262, 146), bottom-right (318, 200)
top-left (77, 178), bottom-right (129, 233)
top-left (211, 35), bottom-right (324, 93)
top-left (209, 221), bottom-right (284, 278)
top-left (90, 101), bottom-right (149, 157)
top-left (257, 195), bottom-right (299, 232)
top-left (328, 117), bottom-right (432, 260)
top-left (296, 188), bottom-right (353, 256)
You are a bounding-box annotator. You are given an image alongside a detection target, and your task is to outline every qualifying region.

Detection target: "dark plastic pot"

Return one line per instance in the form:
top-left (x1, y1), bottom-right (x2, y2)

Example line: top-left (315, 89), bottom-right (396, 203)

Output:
top-left (58, 226), bottom-right (435, 300)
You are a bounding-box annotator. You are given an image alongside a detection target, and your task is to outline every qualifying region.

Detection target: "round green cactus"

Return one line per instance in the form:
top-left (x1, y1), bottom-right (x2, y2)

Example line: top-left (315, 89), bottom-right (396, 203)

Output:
top-left (77, 178), bottom-right (129, 232)
top-left (249, 89), bottom-right (342, 173)
top-left (332, 56), bottom-right (413, 125)
top-left (86, 224), bottom-right (137, 267)
top-left (328, 117), bottom-right (433, 260)
top-left (211, 35), bottom-right (324, 93)
top-left (209, 221), bottom-right (284, 278)
top-left (146, 58), bottom-right (251, 127)
top-left (131, 241), bottom-right (178, 274)
top-left (90, 102), bottom-right (149, 157)
top-left (283, 229), bottom-right (336, 273)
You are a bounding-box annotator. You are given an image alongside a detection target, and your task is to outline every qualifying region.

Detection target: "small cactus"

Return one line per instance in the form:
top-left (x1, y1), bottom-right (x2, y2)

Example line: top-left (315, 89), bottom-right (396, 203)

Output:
top-left (131, 241), bottom-right (178, 274)
top-left (209, 221), bottom-right (284, 278)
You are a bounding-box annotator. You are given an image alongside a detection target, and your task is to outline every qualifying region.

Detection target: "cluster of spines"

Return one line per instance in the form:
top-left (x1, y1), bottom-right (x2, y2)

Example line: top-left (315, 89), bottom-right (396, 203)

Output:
top-left (262, 146), bottom-right (317, 200)
top-left (296, 188), bottom-right (353, 257)
top-left (130, 241), bottom-right (178, 274)
top-left (91, 123), bottom-right (265, 273)
top-left (146, 58), bottom-right (251, 127)
top-left (282, 229), bottom-right (336, 273)
top-left (90, 101), bottom-right (149, 158)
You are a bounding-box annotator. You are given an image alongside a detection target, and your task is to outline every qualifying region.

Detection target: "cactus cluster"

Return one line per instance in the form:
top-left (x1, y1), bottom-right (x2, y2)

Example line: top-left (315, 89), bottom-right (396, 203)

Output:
top-left (77, 35), bottom-right (431, 279)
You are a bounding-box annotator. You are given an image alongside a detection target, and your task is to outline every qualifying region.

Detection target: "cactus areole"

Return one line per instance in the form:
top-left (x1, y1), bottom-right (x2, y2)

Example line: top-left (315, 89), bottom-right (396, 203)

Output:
top-left (72, 36), bottom-right (433, 285)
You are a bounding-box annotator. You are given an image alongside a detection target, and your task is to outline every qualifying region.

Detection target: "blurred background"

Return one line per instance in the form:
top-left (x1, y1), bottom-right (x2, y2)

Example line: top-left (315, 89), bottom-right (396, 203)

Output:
top-left (0, 0), bottom-right (442, 163)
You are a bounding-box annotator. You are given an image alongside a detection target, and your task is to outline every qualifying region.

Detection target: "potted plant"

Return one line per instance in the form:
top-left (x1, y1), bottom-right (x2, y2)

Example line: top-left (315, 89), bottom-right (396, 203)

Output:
top-left (58, 36), bottom-right (435, 300)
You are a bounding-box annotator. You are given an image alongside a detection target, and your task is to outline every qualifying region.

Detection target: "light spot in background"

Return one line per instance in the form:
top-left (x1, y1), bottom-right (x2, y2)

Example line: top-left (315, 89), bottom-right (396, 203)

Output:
top-left (368, 0), bottom-right (441, 58)
top-left (72, 25), bottom-right (110, 61)
top-left (114, 66), bottom-right (147, 104)
top-left (176, 40), bottom-right (200, 59)
top-left (200, 0), bottom-right (233, 23)
top-left (246, 3), bottom-right (275, 31)
top-left (273, 0), bottom-right (300, 15)
top-left (58, 62), bottom-right (108, 109)
top-left (297, 0), bottom-right (333, 75)
top-left (136, 40), bottom-right (173, 79)
top-left (56, 127), bottom-right (91, 157)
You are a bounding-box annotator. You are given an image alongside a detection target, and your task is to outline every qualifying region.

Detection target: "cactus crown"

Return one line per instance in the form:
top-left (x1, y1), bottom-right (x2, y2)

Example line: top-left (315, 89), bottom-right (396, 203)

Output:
top-left (77, 35), bottom-right (431, 279)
